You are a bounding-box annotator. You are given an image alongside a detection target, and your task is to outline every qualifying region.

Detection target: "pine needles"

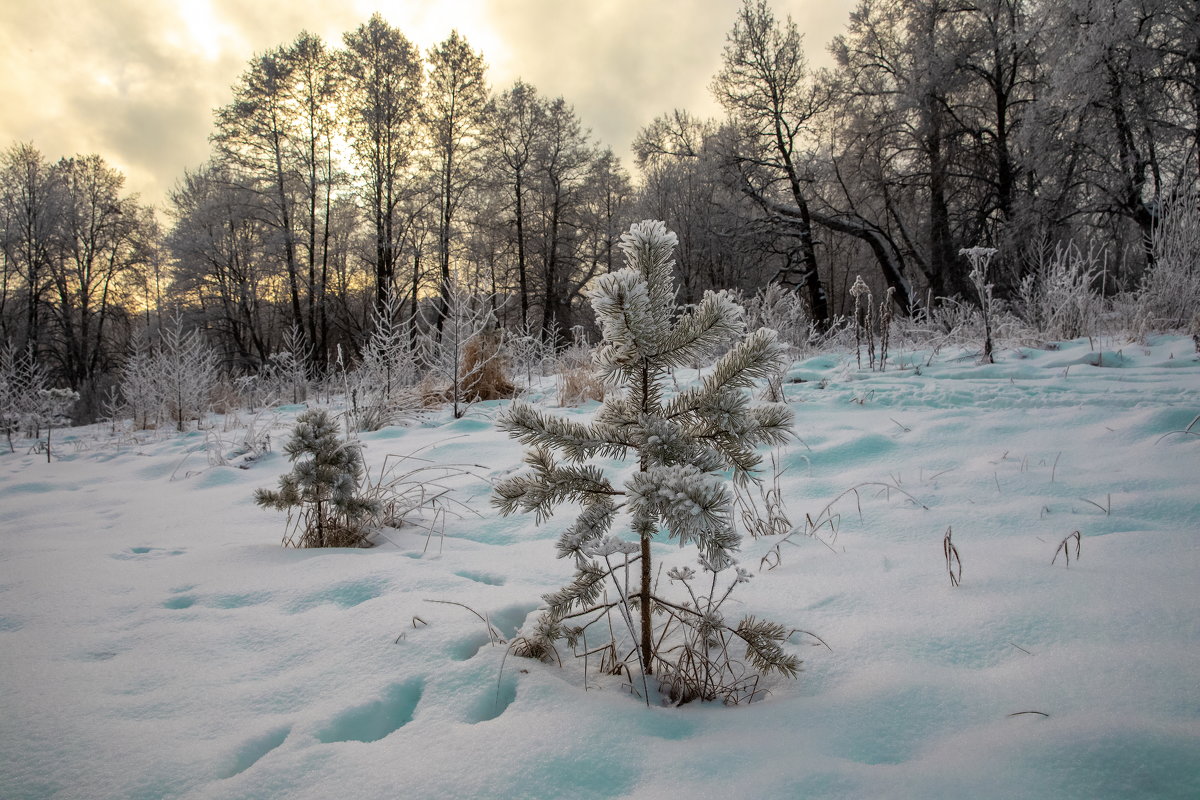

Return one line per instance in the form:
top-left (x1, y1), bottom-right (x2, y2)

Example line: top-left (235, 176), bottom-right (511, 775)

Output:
top-left (493, 221), bottom-right (802, 705)
top-left (255, 409), bottom-right (379, 548)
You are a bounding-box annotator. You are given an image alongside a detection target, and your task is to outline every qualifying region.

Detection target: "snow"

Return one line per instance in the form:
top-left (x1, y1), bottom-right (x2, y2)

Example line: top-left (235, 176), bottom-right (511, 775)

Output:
top-left (1, 336), bottom-right (1198, 799)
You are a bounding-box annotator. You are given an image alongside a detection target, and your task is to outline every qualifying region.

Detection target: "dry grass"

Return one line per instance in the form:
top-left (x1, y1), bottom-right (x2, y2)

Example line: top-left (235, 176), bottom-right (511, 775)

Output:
top-left (555, 341), bottom-right (604, 405)
top-left (460, 332), bottom-right (516, 402)
top-left (1052, 530), bottom-right (1082, 567)
top-left (557, 366), bottom-right (605, 405)
top-left (943, 526), bottom-right (962, 587)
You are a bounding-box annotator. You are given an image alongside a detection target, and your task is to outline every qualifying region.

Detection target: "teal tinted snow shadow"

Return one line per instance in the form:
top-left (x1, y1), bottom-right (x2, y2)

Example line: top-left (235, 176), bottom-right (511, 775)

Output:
top-left (512, 749), bottom-right (637, 800)
top-left (636, 709), bottom-right (697, 741)
top-left (209, 591), bottom-right (273, 609)
top-left (449, 631), bottom-right (494, 661)
top-left (1022, 728), bottom-right (1200, 799)
top-left (488, 603), bottom-right (539, 639)
top-left (135, 462), bottom-right (173, 481)
top-left (220, 724), bottom-right (291, 778)
top-left (0, 616), bottom-right (24, 632)
top-left (455, 569), bottom-right (505, 586)
top-left (196, 467), bottom-right (243, 488)
top-left (448, 416), bottom-right (491, 433)
top-left (315, 678), bottom-right (423, 743)
top-left (812, 433), bottom-right (898, 468)
top-left (821, 685), bottom-right (953, 765)
top-left (288, 577), bottom-right (390, 613)
top-left (450, 515), bottom-right (541, 546)
top-left (112, 547), bottom-right (186, 560)
top-left (467, 673), bottom-right (516, 723)
top-left (3, 481), bottom-right (58, 493)
top-left (162, 595), bottom-right (197, 609)
top-left (1138, 407), bottom-right (1200, 440)
top-left (363, 426), bottom-right (408, 440)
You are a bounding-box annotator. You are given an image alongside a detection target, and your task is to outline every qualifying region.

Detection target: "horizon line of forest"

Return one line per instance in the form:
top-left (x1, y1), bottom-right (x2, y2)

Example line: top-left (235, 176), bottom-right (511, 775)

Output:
top-left (1, 0), bottom-right (1197, 421)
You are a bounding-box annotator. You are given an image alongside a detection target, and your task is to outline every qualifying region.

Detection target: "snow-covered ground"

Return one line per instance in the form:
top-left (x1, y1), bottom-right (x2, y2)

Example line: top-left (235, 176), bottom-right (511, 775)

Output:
top-left (2, 336), bottom-right (1198, 799)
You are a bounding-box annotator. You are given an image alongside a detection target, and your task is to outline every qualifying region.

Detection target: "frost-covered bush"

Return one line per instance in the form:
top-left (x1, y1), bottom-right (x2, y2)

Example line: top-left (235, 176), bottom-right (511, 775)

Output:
top-left (1015, 241), bottom-right (1105, 341)
top-left (744, 283), bottom-right (812, 359)
top-left (118, 334), bottom-right (164, 430)
top-left (346, 296), bottom-right (420, 431)
top-left (0, 342), bottom-right (48, 451)
top-left (255, 409), bottom-right (379, 548)
top-left (416, 279), bottom-right (511, 418)
top-left (117, 319), bottom-right (219, 432)
top-left (157, 319), bottom-right (219, 432)
top-left (259, 326), bottom-right (312, 406)
top-left (494, 220), bottom-right (799, 704)
top-left (503, 319), bottom-right (558, 391)
top-left (554, 331), bottom-right (603, 406)
top-left (456, 330), bottom-right (515, 404)
top-left (1136, 191), bottom-right (1200, 333)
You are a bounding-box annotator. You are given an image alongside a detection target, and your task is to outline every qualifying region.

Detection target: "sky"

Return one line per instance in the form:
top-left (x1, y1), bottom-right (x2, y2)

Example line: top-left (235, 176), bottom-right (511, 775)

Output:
top-left (0, 0), bottom-right (855, 210)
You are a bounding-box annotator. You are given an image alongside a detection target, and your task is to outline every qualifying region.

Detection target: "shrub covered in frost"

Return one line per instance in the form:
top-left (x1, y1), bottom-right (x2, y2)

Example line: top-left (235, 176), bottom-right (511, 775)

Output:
top-left (1136, 191), bottom-right (1200, 334)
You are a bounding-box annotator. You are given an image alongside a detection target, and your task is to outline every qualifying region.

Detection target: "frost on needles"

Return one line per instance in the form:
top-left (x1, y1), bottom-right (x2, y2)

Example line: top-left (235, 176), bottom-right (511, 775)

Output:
top-left (493, 220), bottom-right (800, 704)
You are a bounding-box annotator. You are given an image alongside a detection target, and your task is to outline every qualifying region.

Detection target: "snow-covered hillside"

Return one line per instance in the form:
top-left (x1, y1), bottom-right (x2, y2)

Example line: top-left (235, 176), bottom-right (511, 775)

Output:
top-left (1, 337), bottom-right (1198, 799)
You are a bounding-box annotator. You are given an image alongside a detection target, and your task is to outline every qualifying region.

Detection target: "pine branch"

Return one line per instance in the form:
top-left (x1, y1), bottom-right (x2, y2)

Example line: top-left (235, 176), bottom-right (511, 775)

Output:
top-left (664, 328), bottom-right (789, 420)
top-left (498, 400), bottom-right (632, 462)
top-left (653, 290), bottom-right (746, 369)
top-left (733, 616), bottom-right (801, 678)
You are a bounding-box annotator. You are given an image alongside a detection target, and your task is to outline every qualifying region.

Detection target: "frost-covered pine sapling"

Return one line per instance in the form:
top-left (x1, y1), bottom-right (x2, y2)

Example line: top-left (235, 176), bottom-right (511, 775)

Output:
top-left (493, 220), bottom-right (799, 702)
top-left (255, 409), bottom-right (379, 548)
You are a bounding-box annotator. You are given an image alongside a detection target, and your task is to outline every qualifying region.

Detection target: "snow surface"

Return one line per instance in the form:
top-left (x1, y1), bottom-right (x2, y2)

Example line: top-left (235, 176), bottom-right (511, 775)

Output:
top-left (1, 336), bottom-right (1198, 799)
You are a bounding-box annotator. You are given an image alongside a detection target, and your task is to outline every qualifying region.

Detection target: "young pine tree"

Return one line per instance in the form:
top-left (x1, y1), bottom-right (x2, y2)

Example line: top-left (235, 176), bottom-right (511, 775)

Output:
top-left (255, 409), bottom-right (379, 547)
top-left (493, 220), bottom-right (799, 700)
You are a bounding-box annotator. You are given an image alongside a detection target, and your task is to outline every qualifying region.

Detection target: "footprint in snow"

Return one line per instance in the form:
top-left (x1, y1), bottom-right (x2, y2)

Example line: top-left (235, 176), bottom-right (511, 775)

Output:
top-left (111, 546), bottom-right (186, 560)
top-left (219, 724), bottom-right (291, 778)
top-left (315, 678), bottom-right (423, 744)
top-left (454, 569), bottom-right (506, 586)
top-left (465, 673), bottom-right (517, 724)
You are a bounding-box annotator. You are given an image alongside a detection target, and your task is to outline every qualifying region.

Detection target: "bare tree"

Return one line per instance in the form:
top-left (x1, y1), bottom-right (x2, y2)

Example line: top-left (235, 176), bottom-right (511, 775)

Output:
top-left (713, 0), bottom-right (832, 324)
top-left (425, 31), bottom-right (488, 334)
top-left (340, 14), bottom-right (424, 314)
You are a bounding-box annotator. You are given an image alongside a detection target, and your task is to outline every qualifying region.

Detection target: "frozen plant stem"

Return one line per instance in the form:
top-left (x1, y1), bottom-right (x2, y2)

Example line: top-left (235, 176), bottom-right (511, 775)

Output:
top-left (961, 247), bottom-right (998, 364)
top-left (943, 526), bottom-right (962, 587)
top-left (1052, 530), bottom-right (1082, 567)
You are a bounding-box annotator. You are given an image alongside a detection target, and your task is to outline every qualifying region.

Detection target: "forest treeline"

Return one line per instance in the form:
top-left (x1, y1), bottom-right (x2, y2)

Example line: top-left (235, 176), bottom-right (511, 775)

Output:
top-left (1, 0), bottom-right (1197, 419)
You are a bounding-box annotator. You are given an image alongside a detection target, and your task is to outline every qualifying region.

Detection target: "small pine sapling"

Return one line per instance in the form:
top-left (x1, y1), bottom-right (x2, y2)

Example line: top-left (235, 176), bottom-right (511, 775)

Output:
top-left (494, 220), bottom-right (800, 704)
top-left (256, 409), bottom-right (379, 547)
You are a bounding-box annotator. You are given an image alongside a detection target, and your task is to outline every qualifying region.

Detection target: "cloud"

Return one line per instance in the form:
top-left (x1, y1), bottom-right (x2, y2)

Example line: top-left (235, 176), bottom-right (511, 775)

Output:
top-left (0, 0), bottom-right (851, 208)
